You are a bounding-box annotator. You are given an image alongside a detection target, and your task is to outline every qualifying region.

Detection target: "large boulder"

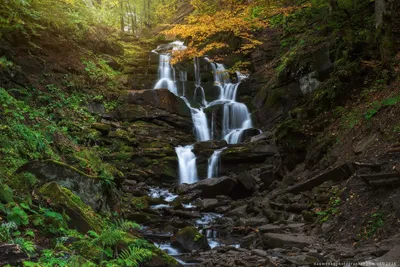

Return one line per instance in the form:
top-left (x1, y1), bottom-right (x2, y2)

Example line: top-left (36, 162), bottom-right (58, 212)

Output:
top-left (39, 182), bottom-right (102, 233)
top-left (172, 226), bottom-right (210, 252)
top-left (18, 160), bottom-right (104, 211)
top-left (177, 176), bottom-right (237, 198)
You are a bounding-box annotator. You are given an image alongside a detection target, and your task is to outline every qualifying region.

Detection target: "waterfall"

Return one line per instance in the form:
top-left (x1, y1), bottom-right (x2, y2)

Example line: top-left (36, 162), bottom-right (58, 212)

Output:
top-left (154, 54), bottom-right (178, 95)
top-left (181, 96), bottom-right (211, 142)
top-left (176, 145), bottom-right (198, 184)
top-left (152, 41), bottom-right (261, 184)
top-left (207, 148), bottom-right (226, 178)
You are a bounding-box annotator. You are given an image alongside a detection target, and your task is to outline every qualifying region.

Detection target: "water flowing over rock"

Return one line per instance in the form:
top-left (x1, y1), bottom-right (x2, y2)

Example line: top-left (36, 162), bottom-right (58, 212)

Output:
top-left (176, 145), bottom-right (198, 184)
top-left (152, 41), bottom-right (262, 184)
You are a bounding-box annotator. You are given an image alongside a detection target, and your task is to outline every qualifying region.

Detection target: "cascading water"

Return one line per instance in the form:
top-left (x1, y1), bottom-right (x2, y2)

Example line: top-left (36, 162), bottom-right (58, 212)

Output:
top-left (207, 148), bottom-right (226, 178)
top-left (175, 145), bottom-right (198, 184)
top-left (152, 41), bottom-right (260, 183)
top-left (154, 54), bottom-right (178, 95)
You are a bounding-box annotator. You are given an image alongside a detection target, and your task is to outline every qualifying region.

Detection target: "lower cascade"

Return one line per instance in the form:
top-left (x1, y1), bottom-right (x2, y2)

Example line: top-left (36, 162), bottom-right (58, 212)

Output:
top-left (175, 145), bottom-right (198, 184)
top-left (153, 41), bottom-right (261, 184)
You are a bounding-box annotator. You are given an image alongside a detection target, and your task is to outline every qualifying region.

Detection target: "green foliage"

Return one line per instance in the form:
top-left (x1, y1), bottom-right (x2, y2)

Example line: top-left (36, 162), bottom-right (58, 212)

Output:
top-left (315, 186), bottom-right (344, 223)
top-left (6, 205), bottom-right (29, 226)
top-left (82, 58), bottom-right (119, 85)
top-left (118, 246), bottom-right (153, 267)
top-left (363, 211), bottom-right (385, 238)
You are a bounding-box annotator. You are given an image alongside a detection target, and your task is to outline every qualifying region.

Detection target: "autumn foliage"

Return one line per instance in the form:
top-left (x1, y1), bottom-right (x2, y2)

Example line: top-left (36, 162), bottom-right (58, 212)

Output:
top-left (163, 0), bottom-right (308, 64)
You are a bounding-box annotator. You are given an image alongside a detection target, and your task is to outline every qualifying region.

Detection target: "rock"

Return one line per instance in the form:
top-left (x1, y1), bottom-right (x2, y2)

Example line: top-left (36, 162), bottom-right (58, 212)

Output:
top-left (0, 243), bottom-right (29, 266)
top-left (87, 101), bottom-right (105, 115)
top-left (284, 254), bottom-right (320, 265)
top-left (258, 224), bottom-right (283, 233)
top-left (263, 233), bottom-right (313, 249)
top-left (353, 134), bottom-right (377, 154)
top-left (195, 198), bottom-right (220, 212)
top-left (360, 245), bottom-right (400, 267)
top-left (286, 204), bottom-right (309, 213)
top-left (91, 122), bottom-right (113, 134)
top-left (259, 171), bottom-right (281, 191)
top-left (165, 209), bottom-right (201, 219)
top-left (39, 182), bottom-right (102, 233)
top-left (236, 170), bottom-right (259, 193)
top-left (251, 131), bottom-right (274, 143)
top-left (177, 176), bottom-right (237, 198)
top-left (172, 226), bottom-right (210, 252)
top-left (18, 160), bottom-right (104, 211)
top-left (239, 217), bottom-right (268, 227)
top-left (226, 205), bottom-right (248, 218)
top-left (192, 140), bottom-right (228, 157)
top-left (240, 232), bottom-right (259, 248)
top-left (124, 89), bottom-right (191, 117)
top-left (240, 128), bottom-right (262, 142)
top-left (251, 249), bottom-right (268, 257)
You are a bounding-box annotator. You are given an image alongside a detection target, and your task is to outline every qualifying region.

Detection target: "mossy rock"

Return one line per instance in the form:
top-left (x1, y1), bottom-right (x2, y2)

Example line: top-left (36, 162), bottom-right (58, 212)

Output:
top-left (172, 226), bottom-right (210, 252)
top-left (18, 159), bottom-right (105, 211)
top-left (39, 182), bottom-right (103, 233)
top-left (91, 122), bottom-right (113, 134)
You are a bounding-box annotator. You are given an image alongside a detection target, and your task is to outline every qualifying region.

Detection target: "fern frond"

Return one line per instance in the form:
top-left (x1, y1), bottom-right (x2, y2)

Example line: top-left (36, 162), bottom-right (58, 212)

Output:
top-left (113, 219), bottom-right (140, 232)
top-left (99, 229), bottom-right (123, 247)
top-left (118, 246), bottom-right (152, 267)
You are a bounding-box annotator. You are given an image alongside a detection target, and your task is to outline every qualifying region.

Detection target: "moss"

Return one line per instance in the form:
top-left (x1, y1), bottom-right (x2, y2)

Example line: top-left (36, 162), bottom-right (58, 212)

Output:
top-left (130, 196), bottom-right (149, 211)
top-left (39, 182), bottom-right (103, 233)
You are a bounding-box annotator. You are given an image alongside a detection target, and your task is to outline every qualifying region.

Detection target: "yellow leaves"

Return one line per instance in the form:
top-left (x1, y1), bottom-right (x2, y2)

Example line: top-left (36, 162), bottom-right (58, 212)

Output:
top-left (165, 0), bottom-right (303, 64)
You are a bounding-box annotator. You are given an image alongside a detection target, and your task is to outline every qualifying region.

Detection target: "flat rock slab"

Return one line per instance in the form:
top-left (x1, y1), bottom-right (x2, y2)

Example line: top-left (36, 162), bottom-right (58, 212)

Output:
top-left (285, 162), bottom-right (353, 195)
top-left (263, 233), bottom-right (313, 249)
top-left (284, 254), bottom-right (320, 265)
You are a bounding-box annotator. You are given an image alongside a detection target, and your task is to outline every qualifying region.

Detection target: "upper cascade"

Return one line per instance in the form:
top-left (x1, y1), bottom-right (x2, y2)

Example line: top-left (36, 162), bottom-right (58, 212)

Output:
top-left (152, 41), bottom-right (261, 183)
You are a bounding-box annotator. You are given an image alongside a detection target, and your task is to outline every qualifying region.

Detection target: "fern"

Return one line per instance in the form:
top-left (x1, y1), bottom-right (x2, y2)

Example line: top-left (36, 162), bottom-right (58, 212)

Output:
top-left (118, 246), bottom-right (153, 267)
top-left (98, 229), bottom-right (123, 247)
top-left (113, 219), bottom-right (140, 232)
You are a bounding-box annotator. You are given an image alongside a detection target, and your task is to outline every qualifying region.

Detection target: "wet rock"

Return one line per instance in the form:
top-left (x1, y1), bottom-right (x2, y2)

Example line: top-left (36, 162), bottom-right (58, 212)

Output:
top-left (193, 140), bottom-right (228, 157)
top-left (241, 128), bottom-right (262, 142)
top-left (172, 226), bottom-right (210, 252)
top-left (0, 243), bottom-right (29, 266)
top-left (286, 204), bottom-right (309, 213)
top-left (284, 254), bottom-right (320, 265)
top-left (165, 209), bottom-right (201, 219)
top-left (18, 160), bottom-right (104, 211)
top-left (39, 182), bottom-right (102, 233)
top-left (251, 131), bottom-right (274, 143)
top-left (263, 233), bottom-right (313, 249)
top-left (177, 176), bottom-right (237, 198)
top-left (353, 134), bottom-right (377, 155)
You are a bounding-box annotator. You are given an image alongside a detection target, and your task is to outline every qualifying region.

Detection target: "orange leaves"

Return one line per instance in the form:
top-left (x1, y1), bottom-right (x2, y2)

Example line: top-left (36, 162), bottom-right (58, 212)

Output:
top-left (164, 0), bottom-right (305, 64)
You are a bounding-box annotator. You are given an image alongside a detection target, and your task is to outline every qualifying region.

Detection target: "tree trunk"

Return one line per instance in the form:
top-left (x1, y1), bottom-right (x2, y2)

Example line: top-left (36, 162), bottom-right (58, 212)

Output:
top-left (375, 0), bottom-right (386, 28)
top-left (120, 0), bottom-right (125, 32)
